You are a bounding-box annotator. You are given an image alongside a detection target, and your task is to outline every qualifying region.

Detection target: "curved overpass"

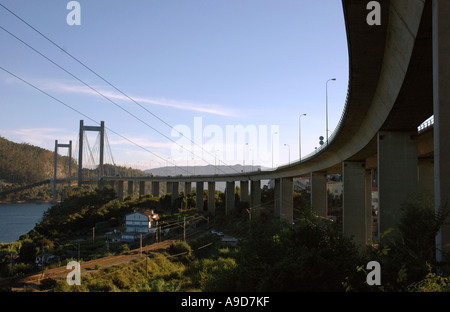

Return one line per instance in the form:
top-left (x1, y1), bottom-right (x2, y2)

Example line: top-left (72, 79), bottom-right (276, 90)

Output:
top-left (93, 0), bottom-right (449, 256)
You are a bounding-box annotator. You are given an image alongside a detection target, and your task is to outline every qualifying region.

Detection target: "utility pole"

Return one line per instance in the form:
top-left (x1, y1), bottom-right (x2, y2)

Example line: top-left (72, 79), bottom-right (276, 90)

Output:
top-left (140, 234), bottom-right (143, 257)
top-left (183, 217), bottom-right (186, 242)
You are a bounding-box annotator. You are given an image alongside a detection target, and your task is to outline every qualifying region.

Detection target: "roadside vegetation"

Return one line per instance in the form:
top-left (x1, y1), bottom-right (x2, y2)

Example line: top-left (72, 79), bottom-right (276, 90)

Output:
top-left (1, 185), bottom-right (450, 292)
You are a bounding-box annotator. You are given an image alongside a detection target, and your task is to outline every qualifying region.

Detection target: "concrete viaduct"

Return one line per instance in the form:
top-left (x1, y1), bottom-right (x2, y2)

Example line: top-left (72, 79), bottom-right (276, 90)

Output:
top-left (57, 0), bottom-right (450, 259)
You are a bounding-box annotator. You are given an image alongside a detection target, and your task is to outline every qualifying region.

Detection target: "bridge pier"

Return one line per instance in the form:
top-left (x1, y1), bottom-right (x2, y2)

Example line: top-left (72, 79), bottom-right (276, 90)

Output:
top-left (127, 181), bottom-right (134, 198)
top-left (196, 182), bottom-right (204, 212)
top-left (310, 172), bottom-right (327, 217)
top-left (433, 0), bottom-right (450, 261)
top-left (274, 179), bottom-right (281, 218)
top-left (342, 161), bottom-right (368, 246)
top-left (118, 180), bottom-right (124, 202)
top-left (97, 179), bottom-right (106, 191)
top-left (240, 180), bottom-right (250, 204)
top-left (280, 178), bottom-right (294, 224)
top-left (225, 181), bottom-right (235, 215)
top-left (171, 182), bottom-right (179, 207)
top-left (185, 182), bottom-right (192, 195)
top-left (208, 182), bottom-right (215, 213)
top-left (250, 180), bottom-right (261, 214)
top-left (151, 181), bottom-right (159, 197)
top-left (418, 157), bottom-right (434, 195)
top-left (377, 131), bottom-right (418, 236)
top-left (139, 181), bottom-right (145, 197)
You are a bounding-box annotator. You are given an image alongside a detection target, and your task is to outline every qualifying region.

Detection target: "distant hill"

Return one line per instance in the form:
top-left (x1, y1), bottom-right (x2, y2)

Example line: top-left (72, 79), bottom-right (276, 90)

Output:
top-left (0, 136), bottom-right (74, 185)
top-left (145, 164), bottom-right (264, 177)
top-left (0, 136), bottom-right (145, 186)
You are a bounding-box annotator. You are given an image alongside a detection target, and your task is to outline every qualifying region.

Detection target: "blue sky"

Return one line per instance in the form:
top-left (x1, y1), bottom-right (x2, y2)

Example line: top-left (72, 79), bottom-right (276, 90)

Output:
top-left (0, 0), bottom-right (349, 171)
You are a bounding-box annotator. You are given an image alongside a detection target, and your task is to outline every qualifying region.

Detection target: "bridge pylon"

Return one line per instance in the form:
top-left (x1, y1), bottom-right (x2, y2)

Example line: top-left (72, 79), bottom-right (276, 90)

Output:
top-left (53, 140), bottom-right (72, 203)
top-left (78, 120), bottom-right (105, 187)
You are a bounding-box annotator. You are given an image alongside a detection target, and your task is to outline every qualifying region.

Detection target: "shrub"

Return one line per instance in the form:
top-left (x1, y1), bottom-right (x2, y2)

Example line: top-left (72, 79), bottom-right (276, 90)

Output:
top-left (371, 192), bottom-right (450, 291)
top-left (168, 241), bottom-right (191, 256)
top-left (214, 214), bottom-right (364, 292)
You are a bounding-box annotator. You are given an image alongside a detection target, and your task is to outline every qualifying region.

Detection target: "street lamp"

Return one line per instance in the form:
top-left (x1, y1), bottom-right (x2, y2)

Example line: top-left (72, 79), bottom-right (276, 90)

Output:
top-left (326, 78), bottom-right (336, 144)
top-left (243, 143), bottom-right (248, 172)
top-left (272, 132), bottom-right (278, 169)
top-left (299, 113), bottom-right (306, 161)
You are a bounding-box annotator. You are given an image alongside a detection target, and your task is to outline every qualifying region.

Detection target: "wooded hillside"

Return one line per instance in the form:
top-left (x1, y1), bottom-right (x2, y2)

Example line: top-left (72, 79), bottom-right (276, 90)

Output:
top-left (0, 136), bottom-right (73, 185)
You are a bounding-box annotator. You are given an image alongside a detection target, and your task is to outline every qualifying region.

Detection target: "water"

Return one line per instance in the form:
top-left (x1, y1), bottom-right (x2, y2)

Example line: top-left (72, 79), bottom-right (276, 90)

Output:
top-left (0, 203), bottom-right (51, 243)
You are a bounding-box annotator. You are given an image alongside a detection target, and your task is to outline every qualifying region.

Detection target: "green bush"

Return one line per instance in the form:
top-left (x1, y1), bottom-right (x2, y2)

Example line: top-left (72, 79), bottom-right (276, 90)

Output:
top-left (368, 192), bottom-right (450, 291)
top-left (168, 241), bottom-right (191, 256)
top-left (187, 257), bottom-right (237, 291)
top-left (211, 214), bottom-right (364, 292)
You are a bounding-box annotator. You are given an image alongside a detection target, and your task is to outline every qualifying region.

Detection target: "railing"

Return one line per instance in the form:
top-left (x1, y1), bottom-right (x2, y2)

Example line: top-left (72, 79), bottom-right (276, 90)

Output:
top-left (418, 115), bottom-right (434, 133)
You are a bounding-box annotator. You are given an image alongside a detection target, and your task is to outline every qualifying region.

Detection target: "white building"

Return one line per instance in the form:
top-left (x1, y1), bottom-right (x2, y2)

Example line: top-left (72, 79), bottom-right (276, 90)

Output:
top-left (121, 210), bottom-right (160, 242)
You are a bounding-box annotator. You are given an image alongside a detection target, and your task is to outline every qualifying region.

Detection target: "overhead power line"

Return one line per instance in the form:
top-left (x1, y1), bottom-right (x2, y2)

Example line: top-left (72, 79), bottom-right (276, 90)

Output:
top-left (0, 3), bottom-right (241, 175)
top-left (0, 65), bottom-right (184, 172)
top-left (0, 24), bottom-right (193, 175)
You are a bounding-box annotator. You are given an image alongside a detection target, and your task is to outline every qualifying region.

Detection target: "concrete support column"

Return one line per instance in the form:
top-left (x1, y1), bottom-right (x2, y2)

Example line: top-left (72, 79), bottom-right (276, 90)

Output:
top-left (118, 180), bottom-right (124, 202)
top-left (311, 172), bottom-right (327, 217)
top-left (139, 181), bottom-right (145, 197)
top-left (433, 0), bottom-right (450, 260)
top-left (185, 182), bottom-right (192, 195)
top-left (98, 179), bottom-right (106, 191)
top-left (127, 181), bottom-right (134, 198)
top-left (250, 180), bottom-right (261, 211)
top-left (342, 161), bottom-right (367, 246)
top-left (365, 170), bottom-right (373, 245)
top-left (418, 158), bottom-right (434, 196)
top-left (225, 181), bottom-right (235, 215)
top-left (196, 182), bottom-right (204, 212)
top-left (274, 179), bottom-right (281, 217)
top-left (377, 131), bottom-right (418, 236)
top-left (171, 182), bottom-right (179, 207)
top-left (280, 177), bottom-right (294, 224)
top-left (208, 182), bottom-right (216, 213)
top-left (151, 181), bottom-right (160, 197)
top-left (240, 181), bottom-right (249, 203)
top-left (167, 182), bottom-right (173, 195)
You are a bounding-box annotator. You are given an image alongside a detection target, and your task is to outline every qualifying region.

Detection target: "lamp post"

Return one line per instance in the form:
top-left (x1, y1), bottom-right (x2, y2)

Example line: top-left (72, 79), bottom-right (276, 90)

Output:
top-left (299, 113), bottom-right (306, 161)
top-left (272, 132), bottom-right (278, 169)
top-left (243, 143), bottom-right (248, 172)
top-left (326, 78), bottom-right (336, 144)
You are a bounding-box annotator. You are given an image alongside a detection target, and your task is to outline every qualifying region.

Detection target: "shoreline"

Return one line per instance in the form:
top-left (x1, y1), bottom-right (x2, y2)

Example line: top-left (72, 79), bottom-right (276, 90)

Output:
top-left (0, 200), bottom-right (53, 205)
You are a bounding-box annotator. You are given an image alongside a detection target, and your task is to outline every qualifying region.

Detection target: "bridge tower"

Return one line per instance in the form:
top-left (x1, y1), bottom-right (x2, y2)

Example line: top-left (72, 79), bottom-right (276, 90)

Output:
top-left (53, 140), bottom-right (72, 202)
top-left (78, 120), bottom-right (105, 187)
